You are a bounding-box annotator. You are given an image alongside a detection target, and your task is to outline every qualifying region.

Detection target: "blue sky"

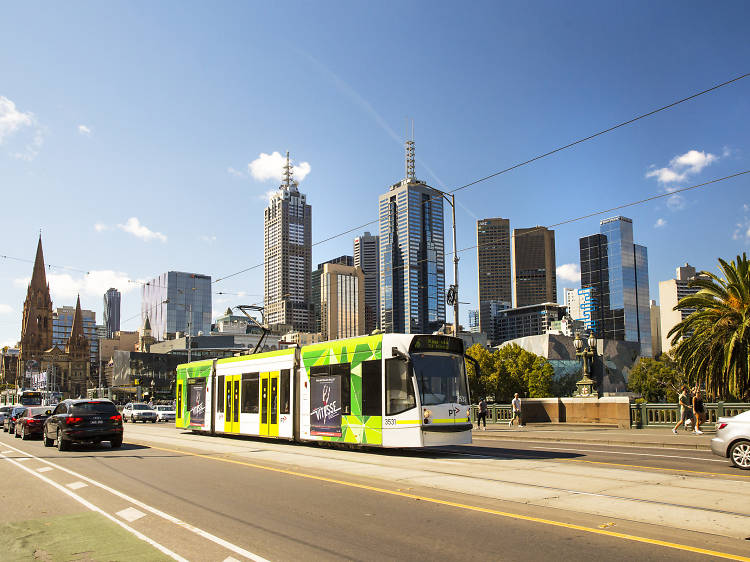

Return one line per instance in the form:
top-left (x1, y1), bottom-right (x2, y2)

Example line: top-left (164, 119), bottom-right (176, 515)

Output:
top-left (1, 1), bottom-right (748, 346)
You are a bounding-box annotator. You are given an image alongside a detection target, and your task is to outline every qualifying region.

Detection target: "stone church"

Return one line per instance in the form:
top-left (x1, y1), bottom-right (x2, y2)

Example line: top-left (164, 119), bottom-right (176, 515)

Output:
top-left (17, 237), bottom-right (90, 397)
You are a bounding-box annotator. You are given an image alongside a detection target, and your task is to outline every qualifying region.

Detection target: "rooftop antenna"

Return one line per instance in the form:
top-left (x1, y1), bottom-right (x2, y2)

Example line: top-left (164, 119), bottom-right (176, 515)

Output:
top-left (282, 151), bottom-right (296, 190)
top-left (405, 119), bottom-right (415, 181)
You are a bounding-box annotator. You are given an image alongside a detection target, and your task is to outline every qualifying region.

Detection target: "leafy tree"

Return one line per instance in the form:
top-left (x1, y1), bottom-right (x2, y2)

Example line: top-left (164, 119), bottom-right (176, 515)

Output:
top-left (628, 354), bottom-right (686, 402)
top-left (467, 343), bottom-right (554, 402)
top-left (668, 253), bottom-right (750, 400)
top-left (465, 344), bottom-right (495, 400)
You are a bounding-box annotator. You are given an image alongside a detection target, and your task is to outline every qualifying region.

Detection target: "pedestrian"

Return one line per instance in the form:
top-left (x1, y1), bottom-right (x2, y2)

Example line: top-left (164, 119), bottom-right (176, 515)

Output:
top-left (692, 386), bottom-right (705, 435)
top-left (477, 397), bottom-right (488, 430)
top-left (672, 385), bottom-right (694, 434)
top-left (510, 393), bottom-right (522, 428)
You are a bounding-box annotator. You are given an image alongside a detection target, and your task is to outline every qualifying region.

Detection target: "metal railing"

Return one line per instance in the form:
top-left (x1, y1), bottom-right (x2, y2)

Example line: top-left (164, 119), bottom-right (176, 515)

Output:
top-left (630, 402), bottom-right (750, 428)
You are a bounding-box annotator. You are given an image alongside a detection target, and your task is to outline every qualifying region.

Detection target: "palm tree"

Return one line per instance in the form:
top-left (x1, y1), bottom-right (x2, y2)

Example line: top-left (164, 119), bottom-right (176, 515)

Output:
top-left (668, 253), bottom-right (750, 400)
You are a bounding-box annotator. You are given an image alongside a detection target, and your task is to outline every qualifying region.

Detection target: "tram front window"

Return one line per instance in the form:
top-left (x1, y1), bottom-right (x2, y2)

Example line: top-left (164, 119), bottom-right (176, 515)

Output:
top-left (412, 353), bottom-right (469, 406)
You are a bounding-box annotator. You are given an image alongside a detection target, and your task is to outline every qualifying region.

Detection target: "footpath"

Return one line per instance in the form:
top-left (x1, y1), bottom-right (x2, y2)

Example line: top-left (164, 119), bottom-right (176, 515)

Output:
top-left (471, 422), bottom-right (714, 450)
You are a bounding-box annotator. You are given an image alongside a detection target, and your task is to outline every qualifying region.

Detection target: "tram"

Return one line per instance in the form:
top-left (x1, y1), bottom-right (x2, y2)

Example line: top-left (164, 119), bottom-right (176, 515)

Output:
top-left (175, 333), bottom-right (474, 448)
top-left (0, 389), bottom-right (44, 406)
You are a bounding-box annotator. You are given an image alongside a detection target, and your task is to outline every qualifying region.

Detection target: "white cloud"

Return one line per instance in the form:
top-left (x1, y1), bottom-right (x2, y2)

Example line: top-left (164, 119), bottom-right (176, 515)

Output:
top-left (78, 124), bottom-right (92, 136)
top-left (0, 304), bottom-right (12, 315)
top-left (248, 151), bottom-right (311, 183)
top-left (0, 96), bottom-right (34, 142)
top-left (259, 189), bottom-right (277, 203)
top-left (654, 218), bottom-right (667, 228)
top-left (117, 217), bottom-right (167, 242)
top-left (94, 223), bottom-right (110, 232)
top-left (14, 270), bottom-right (138, 303)
top-left (557, 263), bottom-right (581, 283)
top-left (734, 205), bottom-right (750, 242)
top-left (11, 128), bottom-right (44, 161)
top-left (645, 149), bottom-right (719, 185)
top-left (667, 194), bottom-right (686, 211)
top-left (227, 166), bottom-right (246, 178)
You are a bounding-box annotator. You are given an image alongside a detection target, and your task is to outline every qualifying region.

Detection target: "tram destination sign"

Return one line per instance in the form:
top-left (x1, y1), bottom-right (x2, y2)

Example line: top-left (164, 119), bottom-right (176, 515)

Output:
top-left (409, 335), bottom-right (463, 355)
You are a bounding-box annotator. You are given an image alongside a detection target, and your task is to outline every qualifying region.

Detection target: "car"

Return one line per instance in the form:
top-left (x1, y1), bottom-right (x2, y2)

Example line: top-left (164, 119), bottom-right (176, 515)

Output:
top-left (0, 405), bottom-right (14, 427)
top-left (43, 399), bottom-right (123, 451)
top-left (711, 409), bottom-right (750, 470)
top-left (3, 406), bottom-right (26, 434)
top-left (154, 405), bottom-right (176, 423)
top-left (122, 403), bottom-right (158, 423)
top-left (14, 406), bottom-right (53, 440)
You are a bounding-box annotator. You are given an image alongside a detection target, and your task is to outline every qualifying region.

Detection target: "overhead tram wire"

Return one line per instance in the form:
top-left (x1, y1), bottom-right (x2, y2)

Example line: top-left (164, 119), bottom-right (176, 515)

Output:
top-left (213, 71), bottom-right (749, 285)
top-left (0, 254), bottom-right (90, 275)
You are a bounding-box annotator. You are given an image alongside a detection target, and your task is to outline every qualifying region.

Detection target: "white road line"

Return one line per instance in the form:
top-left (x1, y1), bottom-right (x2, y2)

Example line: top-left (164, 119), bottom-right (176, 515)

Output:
top-left (15, 457), bottom-right (29, 461)
top-left (530, 446), bottom-right (726, 462)
top-left (66, 481), bottom-right (87, 490)
top-left (0, 442), bottom-right (268, 562)
top-left (37, 467), bottom-right (53, 473)
top-left (0, 454), bottom-right (186, 561)
top-left (0, 450), bottom-right (12, 454)
top-left (118, 507), bottom-right (146, 522)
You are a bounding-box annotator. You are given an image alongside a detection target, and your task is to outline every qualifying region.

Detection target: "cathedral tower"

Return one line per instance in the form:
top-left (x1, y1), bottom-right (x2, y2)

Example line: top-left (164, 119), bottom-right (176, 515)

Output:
top-left (19, 236), bottom-right (53, 370)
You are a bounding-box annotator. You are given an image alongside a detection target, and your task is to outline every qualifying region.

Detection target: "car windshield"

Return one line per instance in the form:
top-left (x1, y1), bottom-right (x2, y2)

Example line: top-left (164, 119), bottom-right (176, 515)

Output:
top-left (133, 404), bottom-right (151, 410)
top-left (12, 407), bottom-right (26, 416)
top-left (156, 406), bottom-right (171, 411)
top-left (27, 407), bottom-right (51, 417)
top-left (71, 402), bottom-right (118, 416)
top-left (411, 352), bottom-right (469, 406)
top-left (0, 406), bottom-right (13, 413)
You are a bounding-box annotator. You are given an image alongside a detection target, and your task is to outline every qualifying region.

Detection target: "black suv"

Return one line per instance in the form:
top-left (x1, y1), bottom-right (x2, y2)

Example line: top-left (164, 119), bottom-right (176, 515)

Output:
top-left (43, 399), bottom-right (123, 451)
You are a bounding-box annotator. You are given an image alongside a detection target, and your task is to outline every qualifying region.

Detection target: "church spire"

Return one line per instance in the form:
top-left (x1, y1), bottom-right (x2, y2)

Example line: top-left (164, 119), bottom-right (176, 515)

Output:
top-left (71, 294), bottom-right (84, 340)
top-left (31, 235), bottom-right (48, 292)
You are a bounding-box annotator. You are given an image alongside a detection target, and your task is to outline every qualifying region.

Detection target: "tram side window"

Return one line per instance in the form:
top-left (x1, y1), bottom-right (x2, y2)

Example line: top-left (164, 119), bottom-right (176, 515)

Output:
top-left (241, 373), bottom-right (259, 413)
top-left (361, 360), bottom-right (382, 416)
top-left (386, 359), bottom-right (416, 415)
top-left (280, 369), bottom-right (290, 414)
top-left (217, 375), bottom-right (225, 413)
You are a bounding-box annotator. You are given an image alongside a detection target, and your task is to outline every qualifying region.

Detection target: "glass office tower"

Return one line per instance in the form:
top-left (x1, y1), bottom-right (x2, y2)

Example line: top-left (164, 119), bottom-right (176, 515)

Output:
top-left (103, 288), bottom-right (121, 339)
top-left (379, 141), bottom-right (445, 334)
top-left (141, 272), bottom-right (212, 341)
top-left (579, 216), bottom-right (651, 356)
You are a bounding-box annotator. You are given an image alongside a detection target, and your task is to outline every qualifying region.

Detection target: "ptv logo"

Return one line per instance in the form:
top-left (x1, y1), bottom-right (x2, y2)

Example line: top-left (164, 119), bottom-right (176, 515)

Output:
top-left (448, 407), bottom-right (460, 416)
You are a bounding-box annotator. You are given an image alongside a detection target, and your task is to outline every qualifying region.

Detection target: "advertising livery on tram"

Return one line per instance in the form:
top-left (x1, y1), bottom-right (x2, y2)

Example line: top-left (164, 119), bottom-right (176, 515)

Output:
top-left (175, 333), bottom-right (473, 448)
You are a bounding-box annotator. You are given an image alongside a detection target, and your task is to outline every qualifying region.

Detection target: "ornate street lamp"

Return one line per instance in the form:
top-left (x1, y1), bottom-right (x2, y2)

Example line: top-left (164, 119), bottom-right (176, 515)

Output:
top-left (574, 331), bottom-right (597, 398)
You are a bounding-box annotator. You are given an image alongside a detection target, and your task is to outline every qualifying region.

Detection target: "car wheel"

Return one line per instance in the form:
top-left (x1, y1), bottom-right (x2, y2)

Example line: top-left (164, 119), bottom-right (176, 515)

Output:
top-left (110, 437), bottom-right (123, 448)
top-left (21, 425), bottom-right (28, 440)
top-left (43, 428), bottom-right (54, 447)
top-left (730, 440), bottom-right (750, 470)
top-left (151, 419), bottom-right (156, 423)
top-left (57, 431), bottom-right (69, 452)
top-left (131, 415), bottom-right (136, 423)
top-left (14, 425), bottom-right (20, 438)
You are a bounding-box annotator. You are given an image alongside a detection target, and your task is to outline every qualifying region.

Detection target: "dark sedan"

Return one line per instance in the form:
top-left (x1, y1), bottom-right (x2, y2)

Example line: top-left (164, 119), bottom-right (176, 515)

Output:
top-left (2, 406), bottom-right (26, 434)
top-left (14, 406), bottom-right (53, 440)
top-left (43, 399), bottom-right (123, 451)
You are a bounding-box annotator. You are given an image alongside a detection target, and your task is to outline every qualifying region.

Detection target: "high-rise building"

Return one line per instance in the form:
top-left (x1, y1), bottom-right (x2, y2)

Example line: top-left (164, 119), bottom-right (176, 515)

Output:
top-left (477, 217), bottom-right (512, 340)
top-left (141, 271), bottom-right (212, 341)
top-left (650, 300), bottom-right (662, 357)
top-left (103, 288), bottom-right (121, 339)
top-left (312, 255), bottom-right (354, 334)
top-left (379, 140), bottom-right (445, 334)
top-left (494, 303), bottom-right (567, 344)
top-left (354, 232), bottom-right (380, 334)
top-left (467, 309), bottom-right (480, 333)
top-left (658, 263), bottom-right (702, 355)
top-left (53, 302), bottom-right (98, 365)
top-left (512, 226), bottom-right (557, 308)
top-left (320, 263), bottom-right (365, 340)
top-left (264, 152), bottom-right (313, 331)
top-left (564, 286), bottom-right (597, 333)
top-left (579, 216), bottom-right (651, 356)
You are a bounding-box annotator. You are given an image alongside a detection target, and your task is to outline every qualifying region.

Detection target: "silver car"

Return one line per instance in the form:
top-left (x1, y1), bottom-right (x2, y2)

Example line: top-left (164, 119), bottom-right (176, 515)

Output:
top-left (122, 403), bottom-right (158, 423)
top-left (154, 405), bottom-right (175, 423)
top-left (711, 409), bottom-right (750, 470)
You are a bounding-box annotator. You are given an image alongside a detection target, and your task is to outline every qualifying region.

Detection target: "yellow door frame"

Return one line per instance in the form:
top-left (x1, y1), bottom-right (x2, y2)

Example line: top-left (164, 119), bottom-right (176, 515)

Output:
top-left (224, 375), bottom-right (240, 433)
top-left (176, 381), bottom-right (183, 427)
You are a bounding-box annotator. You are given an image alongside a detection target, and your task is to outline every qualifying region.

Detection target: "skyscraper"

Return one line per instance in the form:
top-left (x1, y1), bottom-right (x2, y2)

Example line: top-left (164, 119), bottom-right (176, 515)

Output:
top-left (141, 272), bottom-right (212, 341)
top-left (312, 255), bottom-right (354, 334)
top-left (103, 288), bottom-right (121, 339)
top-left (476, 217), bottom-right (512, 341)
top-left (658, 263), bottom-right (702, 355)
top-left (354, 231), bottom-right (380, 334)
top-left (264, 152), bottom-right (312, 331)
top-left (379, 140), bottom-right (445, 334)
top-left (512, 226), bottom-right (557, 307)
top-left (320, 263), bottom-right (365, 340)
top-left (579, 216), bottom-right (651, 356)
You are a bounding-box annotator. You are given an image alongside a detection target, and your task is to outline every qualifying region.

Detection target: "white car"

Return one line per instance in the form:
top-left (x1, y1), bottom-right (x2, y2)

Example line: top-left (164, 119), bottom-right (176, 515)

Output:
top-left (154, 405), bottom-right (176, 423)
top-left (711, 409), bottom-right (750, 470)
top-left (122, 403), bottom-right (158, 423)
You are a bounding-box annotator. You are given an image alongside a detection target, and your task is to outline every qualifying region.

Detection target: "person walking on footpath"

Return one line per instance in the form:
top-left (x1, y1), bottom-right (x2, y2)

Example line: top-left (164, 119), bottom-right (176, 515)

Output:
top-left (673, 385), bottom-right (694, 434)
top-left (477, 398), bottom-right (488, 430)
top-left (510, 393), bottom-right (522, 428)
top-left (692, 386), bottom-right (705, 435)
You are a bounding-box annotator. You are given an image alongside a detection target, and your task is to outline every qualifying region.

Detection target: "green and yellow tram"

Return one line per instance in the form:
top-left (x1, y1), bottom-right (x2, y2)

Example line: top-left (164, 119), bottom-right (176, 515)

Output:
top-left (175, 333), bottom-right (473, 448)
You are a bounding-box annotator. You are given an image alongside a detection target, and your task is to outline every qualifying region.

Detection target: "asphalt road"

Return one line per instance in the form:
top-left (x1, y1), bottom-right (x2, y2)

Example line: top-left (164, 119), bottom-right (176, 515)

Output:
top-left (2, 425), bottom-right (750, 561)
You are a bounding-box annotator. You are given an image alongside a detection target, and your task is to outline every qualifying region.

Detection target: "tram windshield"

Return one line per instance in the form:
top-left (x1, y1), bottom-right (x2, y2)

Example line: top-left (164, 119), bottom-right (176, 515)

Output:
top-left (411, 353), bottom-right (469, 406)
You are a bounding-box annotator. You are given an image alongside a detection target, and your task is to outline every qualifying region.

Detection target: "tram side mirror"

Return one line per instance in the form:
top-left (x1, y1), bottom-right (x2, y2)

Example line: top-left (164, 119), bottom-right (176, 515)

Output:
top-left (464, 354), bottom-right (480, 377)
top-left (391, 347), bottom-right (409, 362)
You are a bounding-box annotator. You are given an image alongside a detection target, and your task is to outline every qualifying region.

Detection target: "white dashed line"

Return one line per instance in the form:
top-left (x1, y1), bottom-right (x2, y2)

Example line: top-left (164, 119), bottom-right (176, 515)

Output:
top-left (37, 467), bottom-right (53, 473)
top-left (117, 507), bottom-right (146, 522)
top-left (15, 457), bottom-right (29, 461)
top-left (66, 481), bottom-right (87, 490)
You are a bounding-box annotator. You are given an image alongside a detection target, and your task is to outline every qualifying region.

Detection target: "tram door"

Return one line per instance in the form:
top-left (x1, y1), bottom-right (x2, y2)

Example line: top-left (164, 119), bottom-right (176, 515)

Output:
top-left (224, 375), bottom-right (240, 433)
top-left (176, 381), bottom-right (183, 426)
top-left (259, 371), bottom-right (279, 437)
